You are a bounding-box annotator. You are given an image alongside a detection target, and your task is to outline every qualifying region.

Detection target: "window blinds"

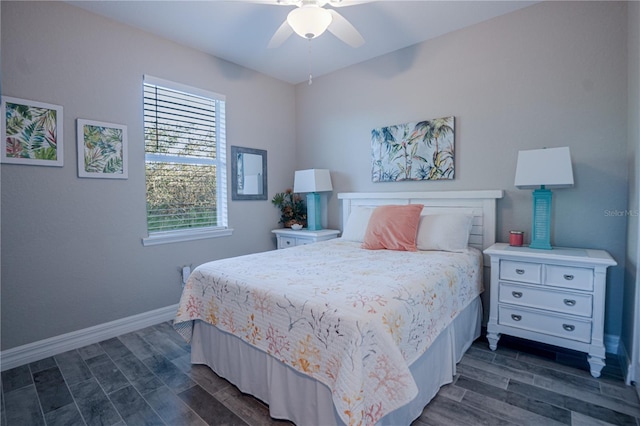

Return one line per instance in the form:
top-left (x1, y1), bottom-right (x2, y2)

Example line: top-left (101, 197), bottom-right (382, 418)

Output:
top-left (144, 76), bottom-right (226, 233)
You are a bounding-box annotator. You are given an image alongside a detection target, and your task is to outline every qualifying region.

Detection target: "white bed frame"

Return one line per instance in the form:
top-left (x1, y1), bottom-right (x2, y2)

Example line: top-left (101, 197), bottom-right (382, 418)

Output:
top-left (338, 190), bottom-right (504, 253)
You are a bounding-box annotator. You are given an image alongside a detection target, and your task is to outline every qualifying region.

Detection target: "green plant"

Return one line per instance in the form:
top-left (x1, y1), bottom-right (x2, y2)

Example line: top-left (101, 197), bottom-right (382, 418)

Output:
top-left (272, 189), bottom-right (306, 227)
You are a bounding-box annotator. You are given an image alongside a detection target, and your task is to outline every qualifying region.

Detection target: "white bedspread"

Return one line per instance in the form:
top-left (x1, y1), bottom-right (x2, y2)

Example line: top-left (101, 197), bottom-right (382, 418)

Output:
top-left (174, 239), bottom-right (482, 426)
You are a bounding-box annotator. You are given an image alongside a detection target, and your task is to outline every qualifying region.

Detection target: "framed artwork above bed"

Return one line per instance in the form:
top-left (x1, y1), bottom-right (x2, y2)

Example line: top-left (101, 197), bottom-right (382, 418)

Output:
top-left (371, 116), bottom-right (454, 182)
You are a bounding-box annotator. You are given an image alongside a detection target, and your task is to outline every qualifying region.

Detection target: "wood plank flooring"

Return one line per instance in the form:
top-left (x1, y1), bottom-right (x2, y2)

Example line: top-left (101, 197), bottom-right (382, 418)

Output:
top-left (1, 322), bottom-right (638, 425)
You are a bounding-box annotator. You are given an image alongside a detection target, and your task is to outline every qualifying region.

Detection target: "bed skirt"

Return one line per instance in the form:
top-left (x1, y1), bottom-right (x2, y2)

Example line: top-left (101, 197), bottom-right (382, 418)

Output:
top-left (190, 297), bottom-right (482, 425)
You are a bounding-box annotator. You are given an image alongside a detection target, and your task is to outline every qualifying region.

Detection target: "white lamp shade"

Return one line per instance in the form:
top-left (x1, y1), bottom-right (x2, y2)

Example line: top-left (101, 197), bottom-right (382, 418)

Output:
top-left (293, 169), bottom-right (333, 193)
top-left (287, 7), bottom-right (332, 39)
top-left (514, 147), bottom-right (574, 189)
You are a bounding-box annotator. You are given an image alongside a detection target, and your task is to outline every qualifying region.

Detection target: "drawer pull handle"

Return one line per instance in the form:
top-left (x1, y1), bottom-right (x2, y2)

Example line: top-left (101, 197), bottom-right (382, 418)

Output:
top-left (563, 324), bottom-right (575, 332)
top-left (515, 269), bottom-right (525, 275)
top-left (563, 299), bottom-right (576, 306)
top-left (512, 291), bottom-right (523, 298)
top-left (563, 274), bottom-right (574, 281)
top-left (511, 314), bottom-right (522, 321)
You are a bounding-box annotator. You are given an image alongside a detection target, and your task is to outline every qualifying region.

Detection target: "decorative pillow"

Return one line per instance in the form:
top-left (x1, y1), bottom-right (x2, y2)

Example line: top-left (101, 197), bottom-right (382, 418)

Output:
top-left (341, 206), bottom-right (375, 242)
top-left (362, 204), bottom-right (423, 251)
top-left (416, 214), bottom-right (473, 252)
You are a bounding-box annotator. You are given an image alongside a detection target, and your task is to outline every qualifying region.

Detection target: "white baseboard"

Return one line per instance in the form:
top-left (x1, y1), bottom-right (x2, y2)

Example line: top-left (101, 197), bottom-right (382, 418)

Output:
top-left (0, 304), bottom-right (179, 372)
top-left (617, 337), bottom-right (632, 385)
top-left (605, 333), bottom-right (620, 355)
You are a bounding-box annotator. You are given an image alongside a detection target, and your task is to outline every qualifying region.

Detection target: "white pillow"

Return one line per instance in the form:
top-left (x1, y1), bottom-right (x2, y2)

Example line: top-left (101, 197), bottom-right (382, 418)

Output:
top-left (416, 214), bottom-right (473, 252)
top-left (341, 206), bottom-right (374, 242)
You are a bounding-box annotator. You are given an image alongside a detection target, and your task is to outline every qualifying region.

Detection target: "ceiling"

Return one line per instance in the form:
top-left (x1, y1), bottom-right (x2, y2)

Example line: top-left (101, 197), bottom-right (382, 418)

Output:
top-left (67, 0), bottom-right (537, 85)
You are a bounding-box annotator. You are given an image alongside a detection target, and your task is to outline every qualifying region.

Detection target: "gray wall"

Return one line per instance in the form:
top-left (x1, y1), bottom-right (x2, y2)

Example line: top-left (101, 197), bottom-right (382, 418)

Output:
top-left (295, 1), bottom-right (629, 339)
top-left (1, 1), bottom-right (296, 350)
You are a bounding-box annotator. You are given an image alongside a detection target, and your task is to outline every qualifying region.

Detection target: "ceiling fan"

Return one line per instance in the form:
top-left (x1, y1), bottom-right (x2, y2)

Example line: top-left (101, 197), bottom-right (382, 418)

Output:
top-left (263, 0), bottom-right (368, 48)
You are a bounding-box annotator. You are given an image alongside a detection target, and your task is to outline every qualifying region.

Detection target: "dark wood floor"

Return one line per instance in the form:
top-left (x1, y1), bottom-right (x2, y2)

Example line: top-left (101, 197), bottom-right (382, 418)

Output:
top-left (2, 322), bottom-right (639, 425)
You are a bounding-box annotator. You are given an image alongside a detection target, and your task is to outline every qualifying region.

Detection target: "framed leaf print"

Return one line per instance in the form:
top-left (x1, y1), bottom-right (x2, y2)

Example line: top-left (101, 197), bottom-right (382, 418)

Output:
top-left (371, 116), bottom-right (455, 182)
top-left (1, 96), bottom-right (64, 166)
top-left (77, 119), bottom-right (128, 179)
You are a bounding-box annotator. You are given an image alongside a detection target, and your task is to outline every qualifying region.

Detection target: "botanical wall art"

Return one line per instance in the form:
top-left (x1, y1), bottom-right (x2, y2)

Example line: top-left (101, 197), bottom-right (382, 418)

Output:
top-left (77, 119), bottom-right (128, 179)
top-left (1, 96), bottom-right (64, 166)
top-left (371, 116), bottom-right (455, 182)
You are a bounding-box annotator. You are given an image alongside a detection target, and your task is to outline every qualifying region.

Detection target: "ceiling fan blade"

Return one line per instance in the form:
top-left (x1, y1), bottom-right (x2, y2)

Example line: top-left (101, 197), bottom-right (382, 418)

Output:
top-left (327, 0), bottom-right (376, 7)
top-left (268, 19), bottom-right (294, 48)
top-left (327, 9), bottom-right (364, 47)
top-left (224, 0), bottom-right (297, 5)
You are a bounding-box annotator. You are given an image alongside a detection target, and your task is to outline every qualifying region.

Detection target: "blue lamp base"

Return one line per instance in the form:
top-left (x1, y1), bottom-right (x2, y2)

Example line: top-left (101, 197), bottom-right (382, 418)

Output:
top-left (306, 192), bottom-right (322, 231)
top-left (529, 187), bottom-right (553, 250)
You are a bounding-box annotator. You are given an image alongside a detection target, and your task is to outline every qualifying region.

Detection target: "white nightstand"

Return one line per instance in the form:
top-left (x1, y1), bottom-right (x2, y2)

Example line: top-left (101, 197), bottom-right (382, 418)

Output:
top-left (272, 228), bottom-right (340, 250)
top-left (484, 243), bottom-right (616, 377)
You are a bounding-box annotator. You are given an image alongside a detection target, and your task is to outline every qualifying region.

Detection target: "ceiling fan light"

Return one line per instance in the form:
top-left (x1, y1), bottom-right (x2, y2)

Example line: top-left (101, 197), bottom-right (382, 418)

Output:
top-left (287, 7), bottom-right (332, 40)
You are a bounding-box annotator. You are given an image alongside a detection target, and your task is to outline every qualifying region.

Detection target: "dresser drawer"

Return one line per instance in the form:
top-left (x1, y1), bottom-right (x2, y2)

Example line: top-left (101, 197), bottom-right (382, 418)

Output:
top-left (499, 260), bottom-right (542, 284)
top-left (545, 264), bottom-right (593, 291)
top-left (279, 237), bottom-right (296, 249)
top-left (498, 282), bottom-right (593, 317)
top-left (273, 229), bottom-right (340, 250)
top-left (498, 305), bottom-right (591, 343)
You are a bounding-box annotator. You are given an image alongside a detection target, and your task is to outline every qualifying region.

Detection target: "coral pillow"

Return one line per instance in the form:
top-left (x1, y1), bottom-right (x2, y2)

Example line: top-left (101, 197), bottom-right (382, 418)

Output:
top-left (362, 204), bottom-right (423, 251)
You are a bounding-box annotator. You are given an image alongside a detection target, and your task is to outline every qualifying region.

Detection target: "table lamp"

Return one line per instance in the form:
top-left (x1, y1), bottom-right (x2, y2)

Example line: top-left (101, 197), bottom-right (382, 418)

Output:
top-left (293, 169), bottom-right (333, 231)
top-left (514, 147), bottom-right (574, 250)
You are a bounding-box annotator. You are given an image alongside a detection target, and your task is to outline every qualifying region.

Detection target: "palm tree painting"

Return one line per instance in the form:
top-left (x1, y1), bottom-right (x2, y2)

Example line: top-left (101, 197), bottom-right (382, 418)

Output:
top-left (77, 119), bottom-right (128, 179)
top-left (1, 97), bottom-right (64, 167)
top-left (371, 116), bottom-right (454, 182)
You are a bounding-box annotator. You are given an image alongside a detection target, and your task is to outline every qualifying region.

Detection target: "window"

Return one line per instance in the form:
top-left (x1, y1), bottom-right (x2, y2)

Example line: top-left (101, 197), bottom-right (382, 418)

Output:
top-left (142, 75), bottom-right (230, 246)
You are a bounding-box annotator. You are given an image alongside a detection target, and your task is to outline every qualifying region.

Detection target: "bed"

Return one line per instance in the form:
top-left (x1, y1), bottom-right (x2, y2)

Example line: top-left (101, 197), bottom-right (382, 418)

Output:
top-left (174, 190), bottom-right (503, 425)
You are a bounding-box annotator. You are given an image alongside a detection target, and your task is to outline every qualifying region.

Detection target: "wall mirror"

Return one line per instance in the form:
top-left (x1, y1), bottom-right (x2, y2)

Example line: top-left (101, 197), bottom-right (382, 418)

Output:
top-left (231, 146), bottom-right (268, 201)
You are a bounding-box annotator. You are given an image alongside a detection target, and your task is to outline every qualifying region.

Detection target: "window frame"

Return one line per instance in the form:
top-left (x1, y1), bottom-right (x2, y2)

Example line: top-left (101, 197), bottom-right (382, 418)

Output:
top-left (141, 75), bottom-right (232, 246)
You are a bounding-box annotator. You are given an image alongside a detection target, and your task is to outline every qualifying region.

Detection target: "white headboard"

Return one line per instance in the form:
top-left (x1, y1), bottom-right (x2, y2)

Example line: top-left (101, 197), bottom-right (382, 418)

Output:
top-left (337, 190), bottom-right (504, 252)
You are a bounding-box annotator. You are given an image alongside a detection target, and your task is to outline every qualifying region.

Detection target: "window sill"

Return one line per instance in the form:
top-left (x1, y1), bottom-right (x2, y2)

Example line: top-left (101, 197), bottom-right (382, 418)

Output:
top-left (142, 227), bottom-right (234, 246)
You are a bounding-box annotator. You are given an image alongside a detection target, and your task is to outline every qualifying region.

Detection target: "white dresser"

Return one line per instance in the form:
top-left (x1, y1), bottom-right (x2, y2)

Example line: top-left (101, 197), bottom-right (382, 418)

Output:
top-left (484, 243), bottom-right (616, 377)
top-left (271, 228), bottom-right (340, 250)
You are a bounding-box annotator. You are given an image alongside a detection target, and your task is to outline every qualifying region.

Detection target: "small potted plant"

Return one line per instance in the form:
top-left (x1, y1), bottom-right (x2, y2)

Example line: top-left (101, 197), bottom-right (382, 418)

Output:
top-left (272, 189), bottom-right (307, 228)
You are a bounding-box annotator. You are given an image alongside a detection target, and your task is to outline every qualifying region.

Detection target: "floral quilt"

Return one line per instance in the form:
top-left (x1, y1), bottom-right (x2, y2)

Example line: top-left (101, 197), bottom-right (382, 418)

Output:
top-left (174, 239), bottom-right (482, 426)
